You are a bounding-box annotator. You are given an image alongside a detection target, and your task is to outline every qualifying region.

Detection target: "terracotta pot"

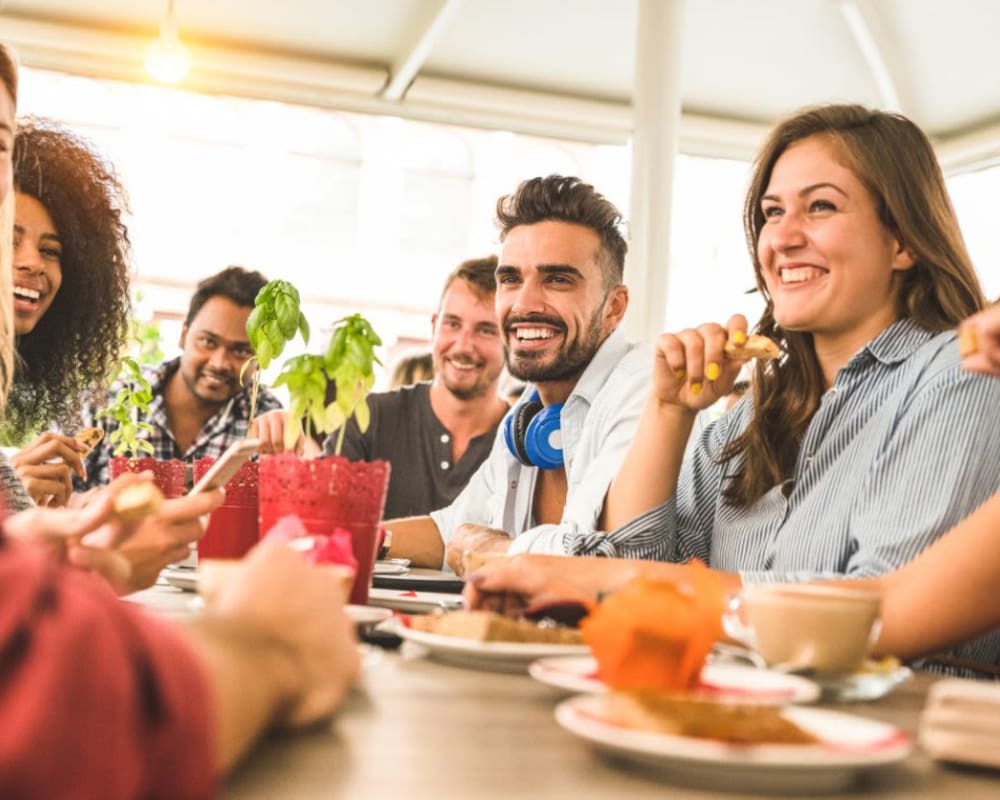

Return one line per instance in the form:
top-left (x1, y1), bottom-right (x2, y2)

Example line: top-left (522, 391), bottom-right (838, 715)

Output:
top-left (109, 456), bottom-right (187, 498)
top-left (193, 458), bottom-right (259, 560)
top-left (258, 453), bottom-right (391, 605)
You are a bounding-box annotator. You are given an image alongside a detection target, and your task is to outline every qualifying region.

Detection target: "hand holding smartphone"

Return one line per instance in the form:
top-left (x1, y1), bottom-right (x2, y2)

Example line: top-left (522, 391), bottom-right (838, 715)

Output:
top-left (189, 439), bottom-right (261, 495)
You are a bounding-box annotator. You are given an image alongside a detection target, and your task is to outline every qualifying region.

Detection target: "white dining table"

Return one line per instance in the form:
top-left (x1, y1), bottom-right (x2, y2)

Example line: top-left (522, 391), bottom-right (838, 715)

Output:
top-left (129, 582), bottom-right (1000, 800)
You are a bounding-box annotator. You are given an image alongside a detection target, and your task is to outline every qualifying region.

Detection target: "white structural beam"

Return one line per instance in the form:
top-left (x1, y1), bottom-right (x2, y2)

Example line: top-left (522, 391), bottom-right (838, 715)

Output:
top-left (380, 0), bottom-right (464, 101)
top-left (837, 0), bottom-right (911, 114)
top-left (624, 0), bottom-right (685, 343)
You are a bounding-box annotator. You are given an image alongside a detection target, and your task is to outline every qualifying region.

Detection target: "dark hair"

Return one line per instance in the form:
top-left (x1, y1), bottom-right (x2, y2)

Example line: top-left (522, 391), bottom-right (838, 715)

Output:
top-left (185, 265), bottom-right (268, 326)
top-left (438, 254), bottom-right (498, 309)
top-left (495, 175), bottom-right (627, 291)
top-left (8, 118), bottom-right (132, 437)
top-left (723, 104), bottom-right (985, 507)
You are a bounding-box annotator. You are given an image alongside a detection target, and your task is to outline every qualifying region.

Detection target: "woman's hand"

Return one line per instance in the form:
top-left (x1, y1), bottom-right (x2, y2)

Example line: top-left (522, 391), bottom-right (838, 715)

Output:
top-left (76, 475), bottom-right (223, 593)
top-left (10, 432), bottom-right (89, 507)
top-left (650, 315), bottom-right (750, 410)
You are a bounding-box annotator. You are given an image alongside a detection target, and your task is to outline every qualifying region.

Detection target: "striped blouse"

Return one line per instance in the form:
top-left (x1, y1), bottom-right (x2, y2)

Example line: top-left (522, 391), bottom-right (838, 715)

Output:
top-left (572, 319), bottom-right (1000, 670)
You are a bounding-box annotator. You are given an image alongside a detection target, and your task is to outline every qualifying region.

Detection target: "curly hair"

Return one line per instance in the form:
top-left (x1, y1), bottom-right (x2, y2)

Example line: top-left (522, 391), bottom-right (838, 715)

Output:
top-left (7, 117), bottom-right (131, 440)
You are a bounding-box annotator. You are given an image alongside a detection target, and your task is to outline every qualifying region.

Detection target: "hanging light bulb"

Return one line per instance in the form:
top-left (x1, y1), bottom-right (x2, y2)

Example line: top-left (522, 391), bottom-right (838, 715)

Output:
top-left (145, 0), bottom-right (190, 84)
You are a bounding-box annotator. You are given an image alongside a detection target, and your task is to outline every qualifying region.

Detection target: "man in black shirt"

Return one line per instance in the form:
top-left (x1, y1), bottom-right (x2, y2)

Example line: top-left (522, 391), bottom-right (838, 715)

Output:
top-left (329, 256), bottom-right (509, 518)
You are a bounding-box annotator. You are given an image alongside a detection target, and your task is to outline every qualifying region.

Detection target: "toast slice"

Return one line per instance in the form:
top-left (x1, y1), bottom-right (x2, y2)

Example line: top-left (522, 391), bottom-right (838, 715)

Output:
top-left (112, 481), bottom-right (165, 523)
top-left (74, 427), bottom-right (105, 454)
top-left (724, 334), bottom-right (781, 361)
top-left (410, 610), bottom-right (583, 645)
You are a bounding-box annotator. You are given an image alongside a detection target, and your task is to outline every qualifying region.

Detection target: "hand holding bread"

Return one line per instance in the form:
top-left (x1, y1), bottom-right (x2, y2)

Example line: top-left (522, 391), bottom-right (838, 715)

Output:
top-left (650, 314), bottom-right (775, 411)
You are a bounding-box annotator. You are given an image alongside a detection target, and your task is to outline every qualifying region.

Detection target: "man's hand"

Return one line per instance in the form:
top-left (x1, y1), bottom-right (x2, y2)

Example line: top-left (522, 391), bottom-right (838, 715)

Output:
top-left (251, 410), bottom-right (320, 457)
top-left (10, 432), bottom-right (89, 507)
top-left (446, 524), bottom-right (512, 576)
top-left (210, 541), bottom-right (360, 728)
top-left (463, 553), bottom-right (611, 615)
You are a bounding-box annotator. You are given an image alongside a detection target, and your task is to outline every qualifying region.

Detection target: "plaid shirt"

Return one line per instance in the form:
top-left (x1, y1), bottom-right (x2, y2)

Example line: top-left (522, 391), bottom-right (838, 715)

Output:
top-left (76, 357), bottom-right (283, 490)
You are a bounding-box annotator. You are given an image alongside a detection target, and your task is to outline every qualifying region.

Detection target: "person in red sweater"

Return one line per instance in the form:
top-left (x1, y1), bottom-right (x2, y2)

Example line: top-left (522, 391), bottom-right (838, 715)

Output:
top-left (0, 44), bottom-right (360, 799)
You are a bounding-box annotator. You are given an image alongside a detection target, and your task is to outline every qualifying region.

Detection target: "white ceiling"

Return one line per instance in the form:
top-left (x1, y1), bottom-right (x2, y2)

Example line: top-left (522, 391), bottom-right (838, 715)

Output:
top-left (2, 0), bottom-right (1000, 167)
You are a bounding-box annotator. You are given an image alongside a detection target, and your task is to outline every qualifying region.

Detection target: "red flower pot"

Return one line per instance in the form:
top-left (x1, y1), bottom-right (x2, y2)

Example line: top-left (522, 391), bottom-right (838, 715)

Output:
top-left (193, 458), bottom-right (260, 560)
top-left (258, 453), bottom-right (390, 605)
top-left (109, 456), bottom-right (187, 498)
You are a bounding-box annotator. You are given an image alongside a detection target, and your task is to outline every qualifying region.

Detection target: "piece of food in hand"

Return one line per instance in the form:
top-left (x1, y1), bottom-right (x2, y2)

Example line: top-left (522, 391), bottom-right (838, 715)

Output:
top-left (409, 609), bottom-right (583, 645)
top-left (605, 690), bottom-right (818, 745)
top-left (581, 565), bottom-right (725, 693)
top-left (74, 426), bottom-right (105, 454)
top-left (958, 326), bottom-right (979, 357)
top-left (723, 334), bottom-right (780, 361)
top-left (112, 481), bottom-right (165, 522)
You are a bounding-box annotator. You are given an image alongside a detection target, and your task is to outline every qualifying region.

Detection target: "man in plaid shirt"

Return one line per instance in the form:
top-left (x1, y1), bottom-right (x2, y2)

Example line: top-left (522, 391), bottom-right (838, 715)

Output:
top-left (78, 266), bottom-right (283, 490)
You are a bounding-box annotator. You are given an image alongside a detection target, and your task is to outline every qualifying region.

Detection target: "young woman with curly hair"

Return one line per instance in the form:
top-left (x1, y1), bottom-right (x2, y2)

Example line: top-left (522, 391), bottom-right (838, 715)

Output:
top-left (6, 117), bottom-right (131, 506)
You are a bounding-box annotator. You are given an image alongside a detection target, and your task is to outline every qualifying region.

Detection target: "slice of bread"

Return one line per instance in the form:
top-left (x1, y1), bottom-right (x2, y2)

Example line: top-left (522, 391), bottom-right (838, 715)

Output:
top-left (606, 690), bottom-right (818, 744)
top-left (74, 427), bottom-right (104, 454)
top-left (724, 334), bottom-right (781, 361)
top-left (410, 610), bottom-right (583, 645)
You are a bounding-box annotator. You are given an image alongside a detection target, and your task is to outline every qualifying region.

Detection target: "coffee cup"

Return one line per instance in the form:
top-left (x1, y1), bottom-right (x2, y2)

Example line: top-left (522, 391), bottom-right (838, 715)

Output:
top-left (723, 583), bottom-right (881, 675)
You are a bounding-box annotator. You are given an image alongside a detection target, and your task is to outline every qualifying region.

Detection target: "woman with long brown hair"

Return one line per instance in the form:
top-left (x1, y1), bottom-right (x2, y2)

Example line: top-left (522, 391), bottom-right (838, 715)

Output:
top-left (592, 106), bottom-right (999, 634)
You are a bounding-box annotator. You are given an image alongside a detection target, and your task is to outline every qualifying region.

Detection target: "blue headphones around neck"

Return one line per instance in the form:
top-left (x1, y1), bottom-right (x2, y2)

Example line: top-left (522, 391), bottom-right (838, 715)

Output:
top-left (503, 390), bottom-right (564, 470)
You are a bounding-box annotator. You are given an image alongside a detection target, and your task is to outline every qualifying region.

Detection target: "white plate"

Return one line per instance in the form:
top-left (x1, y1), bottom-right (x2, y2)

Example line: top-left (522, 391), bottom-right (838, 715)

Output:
top-left (530, 657), bottom-right (820, 705)
top-left (347, 605), bottom-right (392, 627)
top-left (367, 586), bottom-right (464, 614)
top-left (390, 619), bottom-right (589, 673)
top-left (162, 567), bottom-right (198, 592)
top-left (556, 694), bottom-right (912, 793)
top-left (373, 562), bottom-right (409, 576)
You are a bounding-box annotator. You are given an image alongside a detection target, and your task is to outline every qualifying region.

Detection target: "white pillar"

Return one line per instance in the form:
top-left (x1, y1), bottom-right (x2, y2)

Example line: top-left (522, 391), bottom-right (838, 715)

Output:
top-left (624, 0), bottom-right (685, 343)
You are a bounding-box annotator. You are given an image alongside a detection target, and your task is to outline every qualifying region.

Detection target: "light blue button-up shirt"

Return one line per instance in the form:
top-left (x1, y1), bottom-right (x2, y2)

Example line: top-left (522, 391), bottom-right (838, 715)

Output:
top-left (584, 319), bottom-right (1000, 671)
top-left (430, 327), bottom-right (651, 560)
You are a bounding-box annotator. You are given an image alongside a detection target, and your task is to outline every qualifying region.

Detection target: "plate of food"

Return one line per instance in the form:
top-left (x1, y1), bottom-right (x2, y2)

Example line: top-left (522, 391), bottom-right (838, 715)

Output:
top-left (530, 656), bottom-right (820, 705)
top-left (373, 561), bottom-right (409, 576)
top-left (162, 566), bottom-right (198, 592)
top-left (367, 587), bottom-right (464, 614)
top-left (390, 610), bottom-right (590, 672)
top-left (372, 568), bottom-right (464, 593)
top-left (556, 692), bottom-right (911, 793)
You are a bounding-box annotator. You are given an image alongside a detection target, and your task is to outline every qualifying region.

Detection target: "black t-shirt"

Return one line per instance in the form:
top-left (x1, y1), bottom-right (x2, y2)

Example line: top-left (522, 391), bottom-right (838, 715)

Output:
top-left (326, 382), bottom-right (498, 519)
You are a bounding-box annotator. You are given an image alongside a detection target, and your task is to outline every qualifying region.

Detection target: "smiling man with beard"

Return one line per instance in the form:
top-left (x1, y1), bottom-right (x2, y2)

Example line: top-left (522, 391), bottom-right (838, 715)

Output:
top-left (387, 175), bottom-right (651, 571)
top-left (77, 266), bottom-right (283, 489)
top-left (315, 256), bottom-right (509, 518)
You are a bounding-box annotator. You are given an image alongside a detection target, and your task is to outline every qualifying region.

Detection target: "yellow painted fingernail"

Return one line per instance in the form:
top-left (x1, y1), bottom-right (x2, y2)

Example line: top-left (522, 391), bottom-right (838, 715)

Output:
top-left (732, 330), bottom-right (746, 345)
top-left (674, 369), bottom-right (686, 380)
top-left (690, 382), bottom-right (703, 396)
top-left (706, 362), bottom-right (721, 381)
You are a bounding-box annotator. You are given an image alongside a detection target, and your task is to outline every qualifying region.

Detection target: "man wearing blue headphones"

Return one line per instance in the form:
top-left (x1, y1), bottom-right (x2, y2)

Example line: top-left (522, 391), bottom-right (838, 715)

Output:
top-left (387, 175), bottom-right (651, 572)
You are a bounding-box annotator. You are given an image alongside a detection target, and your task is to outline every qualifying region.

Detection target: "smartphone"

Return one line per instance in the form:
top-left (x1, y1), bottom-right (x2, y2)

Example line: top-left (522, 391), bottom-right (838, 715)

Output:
top-left (189, 438), bottom-right (260, 494)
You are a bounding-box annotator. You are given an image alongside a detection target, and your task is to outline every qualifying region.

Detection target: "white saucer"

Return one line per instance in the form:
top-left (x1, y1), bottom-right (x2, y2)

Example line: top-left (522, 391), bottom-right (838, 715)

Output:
top-left (556, 694), bottom-right (912, 793)
top-left (530, 656), bottom-right (820, 705)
